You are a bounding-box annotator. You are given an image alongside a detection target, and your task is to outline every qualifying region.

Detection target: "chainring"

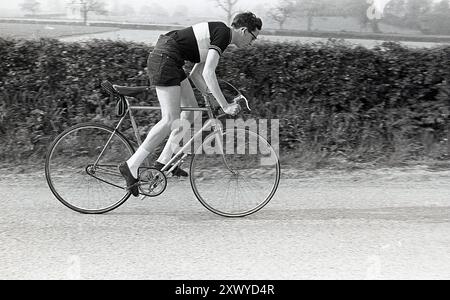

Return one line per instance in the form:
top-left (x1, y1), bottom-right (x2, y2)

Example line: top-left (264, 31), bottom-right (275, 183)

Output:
top-left (138, 168), bottom-right (167, 197)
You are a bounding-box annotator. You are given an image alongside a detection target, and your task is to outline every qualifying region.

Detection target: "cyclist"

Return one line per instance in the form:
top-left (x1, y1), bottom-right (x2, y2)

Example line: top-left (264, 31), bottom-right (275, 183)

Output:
top-left (119, 12), bottom-right (262, 196)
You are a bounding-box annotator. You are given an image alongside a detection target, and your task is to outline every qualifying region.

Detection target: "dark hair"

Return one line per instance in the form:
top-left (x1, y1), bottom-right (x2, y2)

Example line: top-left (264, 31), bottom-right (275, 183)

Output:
top-left (231, 12), bottom-right (262, 32)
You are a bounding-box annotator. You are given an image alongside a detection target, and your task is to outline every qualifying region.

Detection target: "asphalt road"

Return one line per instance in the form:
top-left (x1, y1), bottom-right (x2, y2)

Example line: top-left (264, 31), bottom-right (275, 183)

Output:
top-left (1, 167), bottom-right (450, 280)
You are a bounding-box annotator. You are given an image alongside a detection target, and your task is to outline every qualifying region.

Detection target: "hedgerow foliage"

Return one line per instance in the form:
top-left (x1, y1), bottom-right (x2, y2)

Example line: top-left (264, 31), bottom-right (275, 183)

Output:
top-left (0, 38), bottom-right (449, 164)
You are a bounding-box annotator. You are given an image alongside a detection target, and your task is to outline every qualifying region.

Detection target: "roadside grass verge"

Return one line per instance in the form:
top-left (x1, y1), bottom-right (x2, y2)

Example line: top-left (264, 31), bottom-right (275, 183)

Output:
top-left (0, 23), bottom-right (118, 39)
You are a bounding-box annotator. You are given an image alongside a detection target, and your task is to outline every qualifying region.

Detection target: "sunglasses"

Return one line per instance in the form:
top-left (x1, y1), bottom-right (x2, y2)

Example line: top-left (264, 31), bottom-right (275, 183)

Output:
top-left (247, 29), bottom-right (257, 41)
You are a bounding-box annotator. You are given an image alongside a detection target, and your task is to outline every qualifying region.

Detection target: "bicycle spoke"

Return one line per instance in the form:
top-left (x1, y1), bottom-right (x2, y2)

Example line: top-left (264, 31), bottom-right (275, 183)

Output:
top-left (190, 129), bottom-right (280, 217)
top-left (223, 175), bottom-right (234, 213)
top-left (45, 124), bottom-right (134, 214)
top-left (239, 176), bottom-right (267, 207)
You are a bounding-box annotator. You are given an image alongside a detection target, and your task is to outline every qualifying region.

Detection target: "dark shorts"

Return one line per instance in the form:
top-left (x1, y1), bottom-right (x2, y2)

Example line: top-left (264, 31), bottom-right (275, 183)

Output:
top-left (147, 34), bottom-right (187, 87)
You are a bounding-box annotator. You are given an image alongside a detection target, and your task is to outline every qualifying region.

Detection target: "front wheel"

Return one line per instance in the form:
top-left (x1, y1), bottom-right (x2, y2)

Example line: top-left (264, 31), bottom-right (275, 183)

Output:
top-left (190, 128), bottom-right (280, 217)
top-left (45, 123), bottom-right (135, 214)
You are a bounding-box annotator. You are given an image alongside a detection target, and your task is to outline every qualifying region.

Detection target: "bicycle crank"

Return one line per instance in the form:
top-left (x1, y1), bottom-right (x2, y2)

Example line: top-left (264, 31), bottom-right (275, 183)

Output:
top-left (138, 168), bottom-right (167, 197)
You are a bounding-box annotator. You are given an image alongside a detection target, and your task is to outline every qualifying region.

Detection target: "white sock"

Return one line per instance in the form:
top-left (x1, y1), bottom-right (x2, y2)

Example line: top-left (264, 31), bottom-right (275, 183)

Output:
top-left (156, 158), bottom-right (170, 165)
top-left (127, 147), bottom-right (150, 178)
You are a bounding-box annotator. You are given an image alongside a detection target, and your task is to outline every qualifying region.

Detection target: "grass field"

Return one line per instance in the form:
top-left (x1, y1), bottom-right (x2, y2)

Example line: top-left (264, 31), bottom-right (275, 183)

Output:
top-left (1, 19), bottom-right (448, 49)
top-left (0, 23), bottom-right (118, 39)
top-left (79, 15), bottom-right (423, 35)
top-left (56, 29), bottom-right (448, 48)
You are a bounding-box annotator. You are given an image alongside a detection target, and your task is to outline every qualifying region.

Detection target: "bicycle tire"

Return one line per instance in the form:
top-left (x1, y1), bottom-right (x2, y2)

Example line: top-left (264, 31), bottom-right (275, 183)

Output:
top-left (190, 128), bottom-right (280, 217)
top-left (45, 123), bottom-right (135, 214)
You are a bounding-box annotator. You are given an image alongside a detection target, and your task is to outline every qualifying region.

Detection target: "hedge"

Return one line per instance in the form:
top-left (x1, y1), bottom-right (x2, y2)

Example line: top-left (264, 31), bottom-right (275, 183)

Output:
top-left (0, 37), bottom-right (449, 165)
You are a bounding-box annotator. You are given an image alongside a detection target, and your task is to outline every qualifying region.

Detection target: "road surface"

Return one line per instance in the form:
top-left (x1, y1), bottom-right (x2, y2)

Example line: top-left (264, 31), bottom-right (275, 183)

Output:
top-left (1, 166), bottom-right (449, 279)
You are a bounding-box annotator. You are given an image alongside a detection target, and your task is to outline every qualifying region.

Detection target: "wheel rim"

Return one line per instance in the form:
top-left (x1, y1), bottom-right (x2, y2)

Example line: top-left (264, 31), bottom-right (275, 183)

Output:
top-left (190, 129), bottom-right (280, 217)
top-left (45, 124), bottom-right (134, 214)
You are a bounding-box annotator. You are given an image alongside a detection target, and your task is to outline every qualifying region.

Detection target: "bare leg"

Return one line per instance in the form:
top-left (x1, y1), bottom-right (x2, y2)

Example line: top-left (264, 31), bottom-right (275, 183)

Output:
top-left (157, 78), bottom-right (200, 165)
top-left (126, 86), bottom-right (181, 178)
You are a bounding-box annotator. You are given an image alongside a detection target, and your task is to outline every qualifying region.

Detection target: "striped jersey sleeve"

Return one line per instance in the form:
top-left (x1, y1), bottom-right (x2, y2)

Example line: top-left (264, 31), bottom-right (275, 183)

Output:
top-left (208, 22), bottom-right (232, 56)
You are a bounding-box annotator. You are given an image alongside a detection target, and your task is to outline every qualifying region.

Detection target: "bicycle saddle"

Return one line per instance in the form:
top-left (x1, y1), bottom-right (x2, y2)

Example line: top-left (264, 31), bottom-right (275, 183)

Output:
top-left (113, 85), bottom-right (150, 97)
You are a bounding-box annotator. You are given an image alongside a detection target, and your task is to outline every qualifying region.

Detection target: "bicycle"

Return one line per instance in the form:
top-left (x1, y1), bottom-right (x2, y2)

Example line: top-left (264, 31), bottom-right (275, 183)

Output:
top-left (45, 80), bottom-right (280, 217)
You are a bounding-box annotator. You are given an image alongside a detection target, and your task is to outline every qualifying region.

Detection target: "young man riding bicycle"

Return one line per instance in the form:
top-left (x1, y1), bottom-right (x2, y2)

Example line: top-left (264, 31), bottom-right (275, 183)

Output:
top-left (119, 12), bottom-right (262, 197)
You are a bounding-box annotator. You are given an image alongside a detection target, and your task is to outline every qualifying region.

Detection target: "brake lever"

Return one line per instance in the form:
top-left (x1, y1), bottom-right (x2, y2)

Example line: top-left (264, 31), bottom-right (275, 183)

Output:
top-left (233, 95), bottom-right (251, 112)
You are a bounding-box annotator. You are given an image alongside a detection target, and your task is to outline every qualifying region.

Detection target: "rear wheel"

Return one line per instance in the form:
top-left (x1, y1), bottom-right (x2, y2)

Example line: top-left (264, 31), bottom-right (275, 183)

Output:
top-left (45, 123), bottom-right (135, 214)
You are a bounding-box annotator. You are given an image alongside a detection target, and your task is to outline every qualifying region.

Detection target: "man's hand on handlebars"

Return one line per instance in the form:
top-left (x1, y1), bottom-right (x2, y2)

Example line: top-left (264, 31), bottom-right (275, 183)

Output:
top-left (202, 92), bottom-right (249, 116)
top-left (222, 103), bottom-right (241, 116)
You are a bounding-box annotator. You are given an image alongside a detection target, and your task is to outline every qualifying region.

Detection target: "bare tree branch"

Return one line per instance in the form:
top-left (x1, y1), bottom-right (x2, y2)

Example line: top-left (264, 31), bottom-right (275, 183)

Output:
top-left (211, 0), bottom-right (240, 24)
top-left (20, 0), bottom-right (41, 15)
top-left (267, 0), bottom-right (296, 29)
top-left (69, 0), bottom-right (108, 25)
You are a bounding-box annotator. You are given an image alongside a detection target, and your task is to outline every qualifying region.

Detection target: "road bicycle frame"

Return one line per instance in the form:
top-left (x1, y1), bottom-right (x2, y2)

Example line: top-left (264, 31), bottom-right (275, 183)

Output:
top-left (94, 80), bottom-right (249, 179)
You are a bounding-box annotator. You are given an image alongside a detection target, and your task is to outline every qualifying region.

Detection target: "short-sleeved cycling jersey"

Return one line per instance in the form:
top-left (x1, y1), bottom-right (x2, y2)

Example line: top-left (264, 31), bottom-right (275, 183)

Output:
top-left (166, 22), bottom-right (232, 63)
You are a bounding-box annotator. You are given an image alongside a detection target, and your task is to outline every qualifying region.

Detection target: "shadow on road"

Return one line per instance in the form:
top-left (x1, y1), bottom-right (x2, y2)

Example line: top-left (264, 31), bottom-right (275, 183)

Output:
top-left (251, 206), bottom-right (450, 223)
top-left (108, 206), bottom-right (450, 224)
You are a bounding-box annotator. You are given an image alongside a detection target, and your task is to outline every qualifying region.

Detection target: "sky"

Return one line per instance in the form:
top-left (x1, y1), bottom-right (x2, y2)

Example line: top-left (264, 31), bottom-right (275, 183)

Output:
top-left (0, 0), bottom-right (272, 16)
top-left (0, 0), bottom-right (442, 20)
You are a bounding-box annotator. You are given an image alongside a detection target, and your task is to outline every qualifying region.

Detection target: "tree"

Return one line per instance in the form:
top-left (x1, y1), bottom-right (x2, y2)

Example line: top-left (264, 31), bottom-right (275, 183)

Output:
top-left (382, 0), bottom-right (407, 29)
top-left (20, 0), bottom-right (41, 15)
top-left (267, 0), bottom-right (296, 29)
top-left (432, 0), bottom-right (450, 13)
top-left (293, 0), bottom-right (327, 31)
top-left (251, 3), bottom-right (267, 18)
top-left (365, 0), bottom-right (384, 33)
top-left (69, 0), bottom-right (108, 25)
top-left (211, 0), bottom-right (240, 25)
top-left (404, 0), bottom-right (433, 29)
top-left (342, 0), bottom-right (381, 32)
top-left (384, 0), bottom-right (407, 17)
top-left (422, 0), bottom-right (450, 34)
top-left (382, 0), bottom-right (446, 33)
